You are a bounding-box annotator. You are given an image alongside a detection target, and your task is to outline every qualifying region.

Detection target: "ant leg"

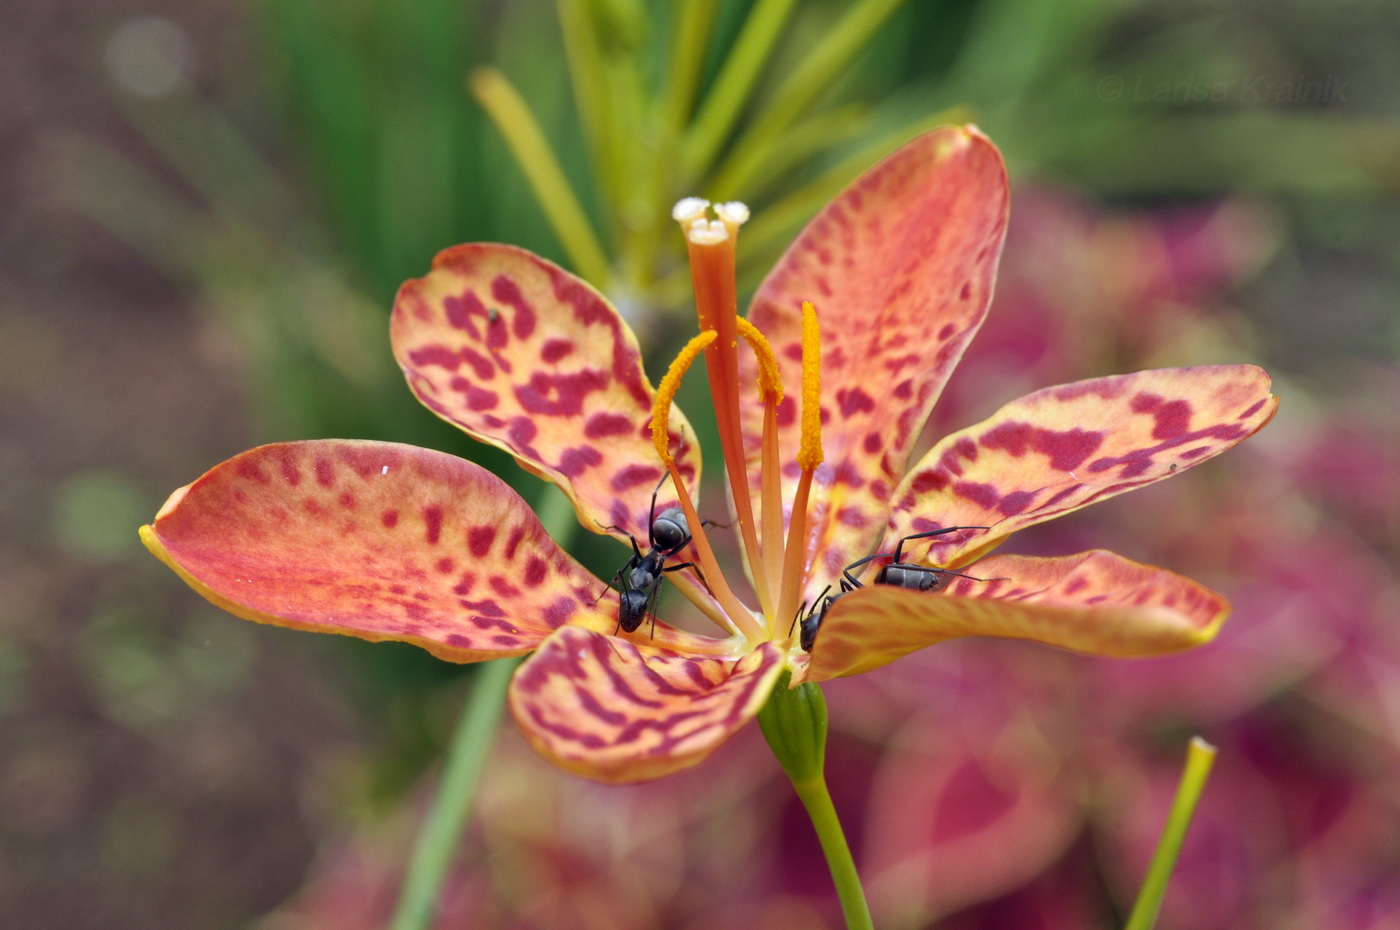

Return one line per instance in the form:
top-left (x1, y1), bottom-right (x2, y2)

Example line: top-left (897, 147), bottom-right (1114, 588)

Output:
top-left (643, 578), bottom-right (665, 640)
top-left (890, 525), bottom-right (990, 562)
top-left (790, 588), bottom-right (828, 638)
top-left (594, 566), bottom-right (628, 605)
top-left (645, 472), bottom-right (673, 547)
top-left (661, 558), bottom-right (712, 594)
top-left (787, 599), bottom-right (810, 639)
top-left (930, 567), bottom-right (1008, 583)
top-left (839, 553), bottom-right (880, 590)
top-left (597, 520), bottom-right (646, 552)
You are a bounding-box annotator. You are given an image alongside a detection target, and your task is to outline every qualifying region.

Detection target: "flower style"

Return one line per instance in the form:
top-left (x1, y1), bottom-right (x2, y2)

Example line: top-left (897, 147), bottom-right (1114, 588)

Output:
top-left (141, 127), bottom-right (1278, 784)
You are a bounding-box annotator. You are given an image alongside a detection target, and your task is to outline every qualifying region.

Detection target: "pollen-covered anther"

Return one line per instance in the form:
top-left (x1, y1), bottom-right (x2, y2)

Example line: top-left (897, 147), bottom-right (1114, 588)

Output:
top-left (736, 317), bottom-right (783, 404)
top-left (798, 301), bottom-right (825, 471)
top-left (652, 330), bottom-right (718, 464)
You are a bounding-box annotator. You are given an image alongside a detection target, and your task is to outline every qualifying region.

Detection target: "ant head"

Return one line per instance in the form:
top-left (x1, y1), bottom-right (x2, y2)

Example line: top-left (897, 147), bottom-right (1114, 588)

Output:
top-left (650, 506), bottom-right (689, 551)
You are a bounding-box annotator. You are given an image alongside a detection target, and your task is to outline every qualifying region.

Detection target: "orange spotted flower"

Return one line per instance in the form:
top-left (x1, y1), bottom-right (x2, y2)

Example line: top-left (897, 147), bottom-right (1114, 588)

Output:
top-left (141, 127), bottom-right (1277, 783)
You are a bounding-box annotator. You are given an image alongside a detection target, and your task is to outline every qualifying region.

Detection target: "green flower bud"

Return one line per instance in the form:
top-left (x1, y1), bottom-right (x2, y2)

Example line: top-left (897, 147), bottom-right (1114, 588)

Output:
top-left (757, 671), bottom-right (828, 783)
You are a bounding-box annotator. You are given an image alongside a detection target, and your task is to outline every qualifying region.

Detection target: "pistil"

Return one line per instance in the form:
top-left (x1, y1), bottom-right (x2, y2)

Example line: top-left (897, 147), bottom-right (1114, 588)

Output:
top-left (673, 199), bottom-right (771, 618)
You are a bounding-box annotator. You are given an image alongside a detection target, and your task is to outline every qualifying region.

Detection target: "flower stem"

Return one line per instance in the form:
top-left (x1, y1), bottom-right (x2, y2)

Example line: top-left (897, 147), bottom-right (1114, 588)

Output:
top-left (387, 654), bottom-right (520, 930)
top-left (468, 67), bottom-right (612, 288)
top-left (1124, 736), bottom-right (1218, 930)
top-left (758, 674), bottom-right (873, 930)
top-left (791, 774), bottom-right (875, 930)
top-left (681, 0), bottom-right (800, 182)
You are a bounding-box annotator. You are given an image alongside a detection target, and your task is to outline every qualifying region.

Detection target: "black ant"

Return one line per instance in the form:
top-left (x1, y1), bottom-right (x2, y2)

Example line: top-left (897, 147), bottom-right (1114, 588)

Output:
top-left (597, 476), bottom-right (710, 638)
top-left (796, 526), bottom-right (991, 652)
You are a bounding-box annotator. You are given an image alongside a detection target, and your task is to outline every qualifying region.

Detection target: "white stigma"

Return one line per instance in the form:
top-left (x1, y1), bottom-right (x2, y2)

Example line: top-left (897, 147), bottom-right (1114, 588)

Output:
top-left (673, 197), bottom-right (750, 246)
top-left (672, 197), bottom-right (710, 224)
top-left (686, 217), bottom-right (729, 245)
top-left (715, 201), bottom-right (750, 226)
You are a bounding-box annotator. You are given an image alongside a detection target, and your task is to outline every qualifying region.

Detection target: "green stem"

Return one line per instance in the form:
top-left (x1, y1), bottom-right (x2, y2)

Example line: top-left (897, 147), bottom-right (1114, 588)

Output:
top-left (386, 655), bottom-right (520, 930)
top-left (791, 774), bottom-right (875, 930)
top-left (680, 0), bottom-right (800, 182)
top-left (1124, 736), bottom-right (1218, 930)
top-left (758, 674), bottom-right (873, 930)
top-left (468, 67), bottom-right (613, 287)
top-left (708, 0), bottom-right (912, 192)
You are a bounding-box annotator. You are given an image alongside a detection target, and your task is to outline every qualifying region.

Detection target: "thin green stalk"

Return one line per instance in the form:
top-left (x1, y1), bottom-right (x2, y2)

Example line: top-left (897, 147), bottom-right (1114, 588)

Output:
top-left (707, 102), bottom-right (871, 201)
top-left (791, 774), bottom-right (875, 930)
top-left (710, 0), bottom-right (912, 194)
top-left (758, 674), bottom-right (873, 930)
top-left (658, 0), bottom-right (719, 131)
top-left (469, 68), bottom-right (613, 287)
top-left (386, 655), bottom-right (520, 930)
top-left (556, 0), bottom-right (627, 234)
top-left (681, 0), bottom-right (800, 182)
top-left (1124, 737), bottom-right (1218, 930)
top-left (625, 0), bottom-right (719, 291)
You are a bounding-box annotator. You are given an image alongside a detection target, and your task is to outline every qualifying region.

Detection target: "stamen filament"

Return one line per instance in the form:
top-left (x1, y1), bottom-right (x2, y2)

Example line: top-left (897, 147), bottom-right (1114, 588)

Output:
top-left (736, 316), bottom-right (785, 626)
top-left (760, 402), bottom-right (783, 628)
top-left (662, 459), bottom-right (762, 641)
top-left (778, 302), bottom-right (826, 630)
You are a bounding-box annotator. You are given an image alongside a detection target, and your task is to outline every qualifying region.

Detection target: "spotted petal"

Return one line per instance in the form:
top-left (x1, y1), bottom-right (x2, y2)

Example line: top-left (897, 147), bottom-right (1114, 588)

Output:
top-left (510, 625), bottom-right (785, 783)
top-left (392, 243), bottom-right (699, 543)
top-left (742, 126), bottom-right (1010, 584)
top-left (804, 551), bottom-right (1229, 681)
top-left (889, 365), bottom-right (1279, 567)
top-left (141, 440), bottom-right (665, 662)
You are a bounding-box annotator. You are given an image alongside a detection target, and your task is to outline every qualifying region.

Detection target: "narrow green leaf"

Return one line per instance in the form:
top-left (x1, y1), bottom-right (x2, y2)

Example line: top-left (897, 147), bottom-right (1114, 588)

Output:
top-left (681, 0), bottom-right (801, 182)
top-left (470, 68), bottom-right (613, 287)
top-left (1124, 737), bottom-right (1218, 930)
top-left (710, 0), bottom-right (914, 193)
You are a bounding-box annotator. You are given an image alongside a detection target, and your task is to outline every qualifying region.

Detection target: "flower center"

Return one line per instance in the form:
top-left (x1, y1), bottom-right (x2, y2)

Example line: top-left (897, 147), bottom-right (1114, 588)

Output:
top-left (648, 200), bottom-right (826, 648)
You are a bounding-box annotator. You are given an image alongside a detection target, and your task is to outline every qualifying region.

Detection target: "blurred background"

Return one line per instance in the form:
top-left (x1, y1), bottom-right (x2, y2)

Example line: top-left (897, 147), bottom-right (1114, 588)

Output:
top-left (2, 0), bottom-right (1397, 927)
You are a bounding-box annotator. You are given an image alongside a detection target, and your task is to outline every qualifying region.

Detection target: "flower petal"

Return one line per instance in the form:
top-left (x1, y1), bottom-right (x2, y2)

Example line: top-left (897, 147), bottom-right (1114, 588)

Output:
top-left (392, 243), bottom-right (700, 542)
top-left (142, 440), bottom-right (616, 661)
top-left (742, 126), bottom-right (1010, 581)
top-left (890, 365), bottom-right (1279, 566)
top-left (509, 625), bottom-right (785, 783)
top-left (804, 550), bottom-right (1229, 681)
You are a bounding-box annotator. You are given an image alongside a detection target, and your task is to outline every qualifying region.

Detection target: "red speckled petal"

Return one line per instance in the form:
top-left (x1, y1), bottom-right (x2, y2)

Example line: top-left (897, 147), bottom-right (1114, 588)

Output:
top-left (392, 243), bottom-right (699, 543)
top-left (805, 550), bottom-right (1229, 681)
top-left (741, 126), bottom-right (1010, 586)
top-left (509, 625), bottom-right (785, 783)
top-left (143, 440), bottom-right (628, 662)
top-left (889, 365), bottom-right (1279, 567)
